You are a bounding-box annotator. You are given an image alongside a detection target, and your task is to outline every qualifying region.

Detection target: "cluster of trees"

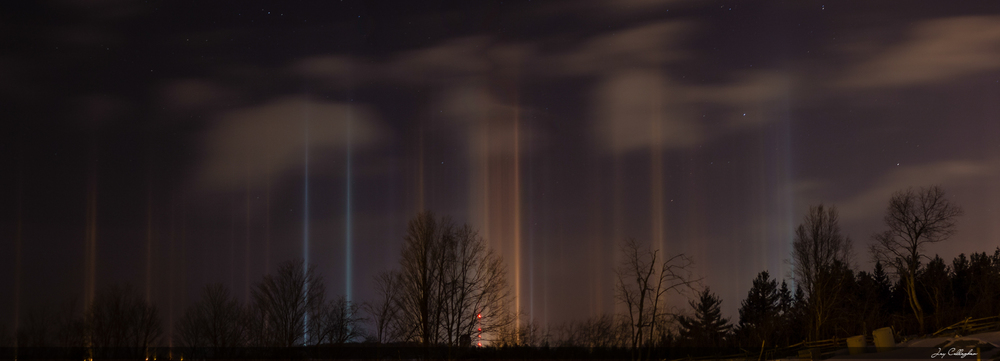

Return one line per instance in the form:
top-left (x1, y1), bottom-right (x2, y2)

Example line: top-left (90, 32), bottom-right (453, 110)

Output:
top-left (9, 284), bottom-right (161, 358)
top-left (648, 186), bottom-right (998, 352)
top-left (3, 212), bottom-right (515, 353)
top-left (366, 212), bottom-right (514, 346)
top-left (5, 185), bottom-right (999, 358)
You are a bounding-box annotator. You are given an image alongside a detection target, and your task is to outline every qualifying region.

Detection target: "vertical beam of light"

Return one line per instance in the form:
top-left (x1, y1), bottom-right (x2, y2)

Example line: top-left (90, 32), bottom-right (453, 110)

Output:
top-left (146, 177), bottom-right (153, 303)
top-left (230, 195), bottom-right (236, 290)
top-left (515, 85), bottom-right (524, 330)
top-left (265, 133), bottom-right (272, 275)
top-left (525, 112), bottom-right (535, 324)
top-left (302, 106), bottom-right (311, 344)
top-left (778, 93), bottom-right (794, 289)
top-left (345, 107), bottom-right (354, 302)
top-left (606, 152), bottom-right (623, 315)
top-left (650, 79), bottom-right (666, 256)
top-left (167, 194), bottom-right (177, 347)
top-left (84, 152), bottom-right (98, 310)
top-left (178, 196), bottom-right (189, 346)
top-left (245, 166), bottom-right (252, 302)
top-left (417, 128), bottom-right (425, 212)
top-left (13, 155), bottom-right (23, 349)
top-left (586, 151), bottom-right (605, 317)
top-left (513, 98), bottom-right (522, 330)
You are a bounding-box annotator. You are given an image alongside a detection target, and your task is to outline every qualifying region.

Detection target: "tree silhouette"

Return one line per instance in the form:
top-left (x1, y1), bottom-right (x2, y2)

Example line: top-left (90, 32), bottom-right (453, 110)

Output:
top-left (86, 284), bottom-right (161, 358)
top-left (364, 270), bottom-right (402, 343)
top-left (870, 185), bottom-right (962, 334)
top-left (312, 295), bottom-right (364, 344)
top-left (736, 271), bottom-right (780, 348)
top-left (677, 288), bottom-right (731, 348)
top-left (854, 264), bottom-right (892, 335)
top-left (395, 212), bottom-right (512, 346)
top-left (792, 204), bottom-right (852, 340)
top-left (963, 250), bottom-right (1000, 318)
top-left (614, 238), bottom-right (696, 357)
top-left (175, 283), bottom-right (247, 350)
top-left (918, 255), bottom-right (954, 330)
top-left (247, 259), bottom-right (325, 347)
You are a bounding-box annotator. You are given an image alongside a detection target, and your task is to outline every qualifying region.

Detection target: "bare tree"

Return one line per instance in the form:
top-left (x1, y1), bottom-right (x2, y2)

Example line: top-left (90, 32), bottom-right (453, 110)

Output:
top-left (554, 314), bottom-right (630, 348)
top-left (441, 224), bottom-right (511, 346)
top-left (395, 212), bottom-right (513, 346)
top-left (312, 295), bottom-right (364, 345)
top-left (870, 185), bottom-right (962, 334)
top-left (792, 204), bottom-right (852, 340)
top-left (86, 284), bottom-right (162, 358)
top-left (494, 317), bottom-right (548, 347)
top-left (615, 238), bottom-right (697, 359)
top-left (175, 283), bottom-right (247, 350)
top-left (396, 212), bottom-right (446, 344)
top-left (364, 270), bottom-right (402, 343)
top-left (248, 259), bottom-right (325, 347)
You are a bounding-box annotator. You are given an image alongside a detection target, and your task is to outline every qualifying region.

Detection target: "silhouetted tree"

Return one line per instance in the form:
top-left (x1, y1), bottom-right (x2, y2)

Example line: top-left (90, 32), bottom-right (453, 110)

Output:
top-left (870, 185), bottom-right (962, 334)
top-left (495, 317), bottom-right (548, 347)
top-left (917, 255), bottom-right (954, 330)
top-left (553, 314), bottom-right (629, 348)
top-left (774, 280), bottom-right (794, 346)
top-left (247, 259), bottom-right (325, 347)
top-left (15, 298), bottom-right (87, 348)
top-left (677, 288), bottom-right (731, 348)
top-left (364, 270), bottom-right (402, 343)
top-left (614, 238), bottom-right (697, 357)
top-left (175, 283), bottom-right (247, 350)
top-left (439, 224), bottom-right (511, 346)
top-left (792, 204), bottom-right (853, 340)
top-left (854, 267), bottom-right (892, 335)
top-left (825, 260), bottom-right (859, 337)
top-left (736, 271), bottom-right (780, 348)
top-left (312, 296), bottom-right (364, 344)
top-left (86, 284), bottom-right (161, 358)
top-left (395, 212), bottom-right (512, 346)
top-left (782, 286), bottom-right (809, 344)
top-left (964, 250), bottom-right (1000, 318)
top-left (951, 253), bottom-right (971, 311)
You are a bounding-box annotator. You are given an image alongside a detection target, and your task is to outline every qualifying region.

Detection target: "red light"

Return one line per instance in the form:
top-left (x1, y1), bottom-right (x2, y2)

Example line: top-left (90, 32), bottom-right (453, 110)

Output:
top-left (477, 342), bottom-right (482, 347)
top-left (478, 328), bottom-right (481, 332)
top-left (478, 334), bottom-right (482, 338)
top-left (477, 314), bottom-right (482, 319)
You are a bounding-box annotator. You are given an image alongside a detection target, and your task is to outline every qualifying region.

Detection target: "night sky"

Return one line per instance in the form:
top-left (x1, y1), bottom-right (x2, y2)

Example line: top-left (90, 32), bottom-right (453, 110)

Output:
top-left (3, 0), bottom-right (1000, 337)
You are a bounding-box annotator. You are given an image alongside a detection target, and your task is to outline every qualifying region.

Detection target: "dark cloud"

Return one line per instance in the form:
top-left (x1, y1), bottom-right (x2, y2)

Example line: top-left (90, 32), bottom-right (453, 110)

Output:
top-left (197, 96), bottom-right (389, 190)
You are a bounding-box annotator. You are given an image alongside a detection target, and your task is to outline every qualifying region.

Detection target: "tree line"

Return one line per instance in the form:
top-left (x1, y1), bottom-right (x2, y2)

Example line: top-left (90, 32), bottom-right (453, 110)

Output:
top-left (3, 185), bottom-right (998, 358)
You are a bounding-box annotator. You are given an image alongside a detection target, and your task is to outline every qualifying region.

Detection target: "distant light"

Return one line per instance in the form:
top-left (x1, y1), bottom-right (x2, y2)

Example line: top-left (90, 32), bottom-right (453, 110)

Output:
top-left (478, 342), bottom-right (482, 347)
top-left (478, 313), bottom-right (482, 318)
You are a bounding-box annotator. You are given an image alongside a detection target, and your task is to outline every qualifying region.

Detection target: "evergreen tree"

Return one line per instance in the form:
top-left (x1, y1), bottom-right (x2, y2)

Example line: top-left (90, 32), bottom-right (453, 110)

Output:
top-left (736, 271), bottom-right (780, 348)
top-left (677, 288), bottom-right (732, 348)
top-left (778, 281), bottom-right (792, 315)
top-left (918, 255), bottom-right (954, 330)
top-left (781, 285), bottom-right (809, 344)
top-left (951, 253), bottom-right (970, 310)
top-left (872, 261), bottom-right (892, 301)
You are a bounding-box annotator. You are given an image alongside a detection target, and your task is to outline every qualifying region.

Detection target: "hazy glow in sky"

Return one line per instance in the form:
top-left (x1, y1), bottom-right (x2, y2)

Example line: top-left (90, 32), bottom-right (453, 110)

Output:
top-left (2, 1), bottom-right (1000, 330)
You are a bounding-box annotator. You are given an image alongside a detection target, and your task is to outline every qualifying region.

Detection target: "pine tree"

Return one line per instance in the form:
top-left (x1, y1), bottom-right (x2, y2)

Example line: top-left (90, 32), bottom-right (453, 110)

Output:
top-left (736, 271), bottom-right (780, 348)
top-left (778, 281), bottom-right (792, 315)
top-left (677, 288), bottom-right (732, 348)
top-left (872, 261), bottom-right (892, 300)
top-left (918, 255), bottom-right (953, 330)
top-left (781, 285), bottom-right (809, 345)
top-left (776, 280), bottom-right (795, 344)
